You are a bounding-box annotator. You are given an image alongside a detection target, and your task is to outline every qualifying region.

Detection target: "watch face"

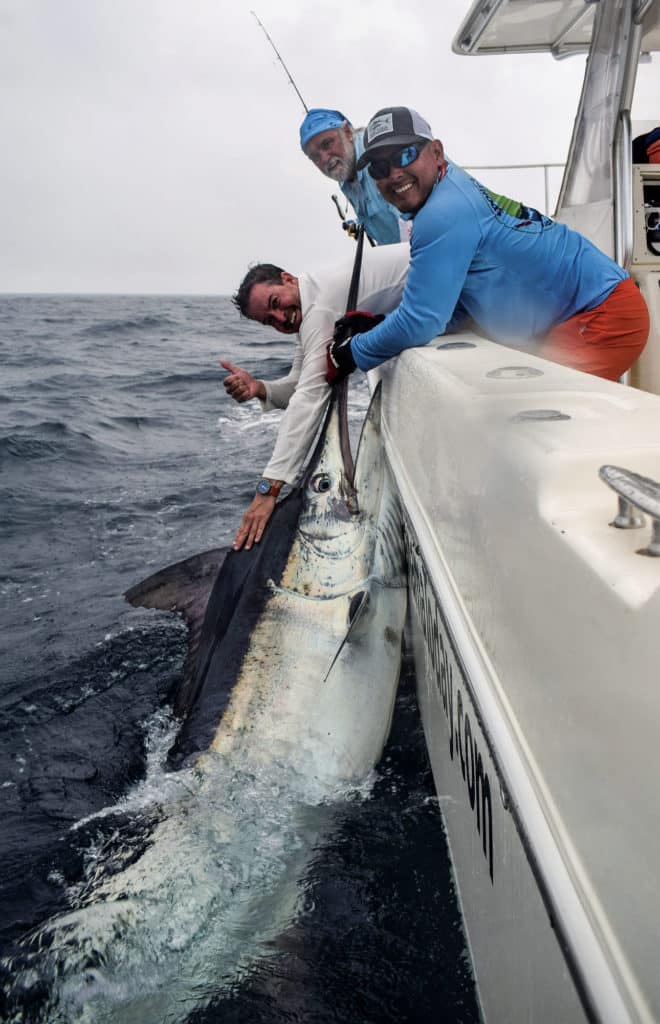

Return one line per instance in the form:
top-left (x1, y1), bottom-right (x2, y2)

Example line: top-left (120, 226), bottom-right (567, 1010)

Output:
top-left (256, 479), bottom-right (271, 496)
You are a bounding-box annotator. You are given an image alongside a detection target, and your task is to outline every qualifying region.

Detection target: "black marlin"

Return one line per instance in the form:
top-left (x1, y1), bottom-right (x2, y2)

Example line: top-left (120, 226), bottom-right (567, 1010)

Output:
top-left (9, 382), bottom-right (408, 1022)
top-left (126, 380), bottom-right (406, 777)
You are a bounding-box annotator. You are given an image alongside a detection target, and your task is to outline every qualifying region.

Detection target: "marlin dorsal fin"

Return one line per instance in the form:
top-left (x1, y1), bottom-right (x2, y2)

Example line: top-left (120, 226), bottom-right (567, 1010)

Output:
top-left (124, 548), bottom-right (229, 710)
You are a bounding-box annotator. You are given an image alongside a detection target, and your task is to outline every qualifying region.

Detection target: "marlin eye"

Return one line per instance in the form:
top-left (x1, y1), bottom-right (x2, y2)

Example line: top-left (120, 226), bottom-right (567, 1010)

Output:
top-left (311, 474), bottom-right (332, 493)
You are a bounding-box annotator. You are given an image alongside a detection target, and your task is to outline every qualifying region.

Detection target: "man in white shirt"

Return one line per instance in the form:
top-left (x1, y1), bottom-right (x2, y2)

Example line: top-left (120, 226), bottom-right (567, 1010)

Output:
top-left (223, 242), bottom-right (410, 550)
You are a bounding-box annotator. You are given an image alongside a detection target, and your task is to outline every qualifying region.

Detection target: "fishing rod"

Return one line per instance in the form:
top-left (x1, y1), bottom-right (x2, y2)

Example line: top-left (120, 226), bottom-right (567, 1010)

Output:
top-left (250, 11), bottom-right (308, 114)
top-left (251, 12), bottom-right (370, 244)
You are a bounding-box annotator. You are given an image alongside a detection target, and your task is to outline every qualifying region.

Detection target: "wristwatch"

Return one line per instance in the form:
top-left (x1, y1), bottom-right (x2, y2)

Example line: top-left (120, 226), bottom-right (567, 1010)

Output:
top-left (256, 478), bottom-right (282, 498)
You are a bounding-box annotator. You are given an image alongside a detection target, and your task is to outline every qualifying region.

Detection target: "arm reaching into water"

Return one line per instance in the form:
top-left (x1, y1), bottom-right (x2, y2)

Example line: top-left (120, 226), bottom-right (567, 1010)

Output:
top-left (232, 490), bottom-right (282, 551)
top-left (229, 314), bottom-right (334, 549)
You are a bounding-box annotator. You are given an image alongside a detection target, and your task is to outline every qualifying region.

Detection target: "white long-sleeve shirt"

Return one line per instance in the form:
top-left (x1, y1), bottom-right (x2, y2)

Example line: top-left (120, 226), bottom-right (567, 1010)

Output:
top-left (261, 242), bottom-right (409, 484)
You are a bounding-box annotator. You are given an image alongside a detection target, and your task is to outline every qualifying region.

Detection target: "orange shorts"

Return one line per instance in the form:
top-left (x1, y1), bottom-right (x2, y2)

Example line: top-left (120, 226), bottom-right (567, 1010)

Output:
top-left (539, 277), bottom-right (650, 381)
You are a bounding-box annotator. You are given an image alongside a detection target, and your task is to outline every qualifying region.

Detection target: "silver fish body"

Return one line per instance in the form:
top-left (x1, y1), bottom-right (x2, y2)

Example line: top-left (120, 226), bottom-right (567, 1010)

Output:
top-left (8, 384), bottom-right (407, 1023)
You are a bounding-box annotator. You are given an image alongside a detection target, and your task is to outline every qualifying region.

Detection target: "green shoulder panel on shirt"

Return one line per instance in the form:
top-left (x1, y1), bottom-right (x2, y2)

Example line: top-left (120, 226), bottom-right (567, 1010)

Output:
top-left (486, 189), bottom-right (523, 217)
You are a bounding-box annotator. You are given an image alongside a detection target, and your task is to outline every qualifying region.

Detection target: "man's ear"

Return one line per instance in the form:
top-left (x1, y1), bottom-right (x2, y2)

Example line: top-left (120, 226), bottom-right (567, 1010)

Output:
top-left (281, 271), bottom-right (298, 285)
top-left (431, 139), bottom-right (445, 163)
top-left (431, 139), bottom-right (447, 177)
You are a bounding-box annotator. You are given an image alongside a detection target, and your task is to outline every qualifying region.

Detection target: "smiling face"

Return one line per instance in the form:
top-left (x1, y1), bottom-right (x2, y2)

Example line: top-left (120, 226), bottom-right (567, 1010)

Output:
top-left (245, 272), bottom-right (302, 334)
top-left (374, 139), bottom-right (446, 216)
top-left (304, 124), bottom-right (356, 182)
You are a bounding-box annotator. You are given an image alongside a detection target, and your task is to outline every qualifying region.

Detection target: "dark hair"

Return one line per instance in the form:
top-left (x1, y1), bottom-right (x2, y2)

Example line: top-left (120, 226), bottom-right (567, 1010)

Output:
top-left (232, 263), bottom-right (286, 318)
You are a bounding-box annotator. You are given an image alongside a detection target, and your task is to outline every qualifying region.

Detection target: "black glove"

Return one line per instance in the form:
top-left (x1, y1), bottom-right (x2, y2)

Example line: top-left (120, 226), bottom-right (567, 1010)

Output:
top-left (332, 310), bottom-right (385, 345)
top-left (326, 336), bottom-right (356, 384)
top-left (326, 311), bottom-right (385, 385)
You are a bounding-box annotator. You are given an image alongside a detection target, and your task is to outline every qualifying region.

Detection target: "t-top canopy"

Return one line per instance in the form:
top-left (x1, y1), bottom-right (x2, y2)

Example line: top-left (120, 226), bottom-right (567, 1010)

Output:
top-left (453, 0), bottom-right (660, 59)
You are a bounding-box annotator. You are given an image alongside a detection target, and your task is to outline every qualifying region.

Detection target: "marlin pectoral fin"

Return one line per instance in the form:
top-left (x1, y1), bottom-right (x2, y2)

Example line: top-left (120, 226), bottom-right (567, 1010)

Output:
top-left (124, 548), bottom-right (229, 621)
top-left (322, 590), bottom-right (370, 683)
top-left (124, 548), bottom-right (229, 710)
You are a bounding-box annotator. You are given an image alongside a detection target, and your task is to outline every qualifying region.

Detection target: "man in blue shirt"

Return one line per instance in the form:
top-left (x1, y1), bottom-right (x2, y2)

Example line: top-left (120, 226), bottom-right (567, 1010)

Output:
top-left (300, 108), bottom-right (404, 245)
top-left (327, 106), bottom-right (649, 383)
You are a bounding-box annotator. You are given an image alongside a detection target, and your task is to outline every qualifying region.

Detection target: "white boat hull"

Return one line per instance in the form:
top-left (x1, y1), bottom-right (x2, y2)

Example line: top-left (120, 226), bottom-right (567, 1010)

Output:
top-left (405, 512), bottom-right (587, 1022)
top-left (372, 336), bottom-right (660, 1024)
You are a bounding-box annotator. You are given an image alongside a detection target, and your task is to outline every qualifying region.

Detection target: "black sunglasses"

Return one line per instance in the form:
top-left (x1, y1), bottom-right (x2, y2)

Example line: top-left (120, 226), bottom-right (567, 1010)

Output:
top-left (367, 142), bottom-right (429, 181)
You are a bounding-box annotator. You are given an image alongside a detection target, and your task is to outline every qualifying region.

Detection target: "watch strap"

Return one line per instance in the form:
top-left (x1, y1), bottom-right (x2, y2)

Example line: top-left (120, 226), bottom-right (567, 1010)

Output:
top-left (256, 478), bottom-right (282, 498)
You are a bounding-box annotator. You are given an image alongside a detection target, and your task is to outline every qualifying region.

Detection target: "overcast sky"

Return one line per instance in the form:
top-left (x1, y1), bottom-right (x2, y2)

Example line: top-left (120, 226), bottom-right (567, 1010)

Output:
top-left (1, 0), bottom-right (658, 295)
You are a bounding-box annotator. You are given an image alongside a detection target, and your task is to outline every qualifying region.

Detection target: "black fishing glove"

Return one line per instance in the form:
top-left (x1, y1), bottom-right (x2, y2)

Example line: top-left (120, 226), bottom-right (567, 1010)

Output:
top-left (326, 336), bottom-right (356, 384)
top-left (326, 311), bottom-right (385, 385)
top-left (332, 310), bottom-right (385, 345)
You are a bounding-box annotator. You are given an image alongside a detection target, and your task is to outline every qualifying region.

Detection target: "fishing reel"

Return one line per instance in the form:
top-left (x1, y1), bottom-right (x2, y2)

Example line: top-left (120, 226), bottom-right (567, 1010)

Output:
top-left (341, 219), bottom-right (361, 240)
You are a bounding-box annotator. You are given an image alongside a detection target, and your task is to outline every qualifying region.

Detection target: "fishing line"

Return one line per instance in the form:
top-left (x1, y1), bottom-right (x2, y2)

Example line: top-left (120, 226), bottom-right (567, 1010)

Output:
top-left (250, 13), bottom-right (368, 243)
top-left (251, 11), bottom-right (308, 113)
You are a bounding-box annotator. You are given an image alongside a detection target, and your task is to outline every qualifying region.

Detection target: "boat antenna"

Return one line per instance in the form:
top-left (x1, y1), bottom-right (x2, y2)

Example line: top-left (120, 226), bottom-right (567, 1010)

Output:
top-left (251, 11), bottom-right (309, 114)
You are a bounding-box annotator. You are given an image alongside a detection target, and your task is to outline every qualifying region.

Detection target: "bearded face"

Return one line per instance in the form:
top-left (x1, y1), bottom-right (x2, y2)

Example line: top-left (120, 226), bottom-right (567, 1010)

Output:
top-left (304, 125), bottom-right (357, 183)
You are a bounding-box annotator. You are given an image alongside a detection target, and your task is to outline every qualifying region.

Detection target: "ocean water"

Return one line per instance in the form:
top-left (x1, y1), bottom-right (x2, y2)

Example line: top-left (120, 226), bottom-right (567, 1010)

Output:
top-left (0, 294), bottom-right (479, 1022)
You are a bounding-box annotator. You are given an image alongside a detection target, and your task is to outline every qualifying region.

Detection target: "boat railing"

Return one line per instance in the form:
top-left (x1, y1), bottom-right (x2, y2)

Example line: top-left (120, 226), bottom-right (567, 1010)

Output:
top-left (464, 162), bottom-right (565, 215)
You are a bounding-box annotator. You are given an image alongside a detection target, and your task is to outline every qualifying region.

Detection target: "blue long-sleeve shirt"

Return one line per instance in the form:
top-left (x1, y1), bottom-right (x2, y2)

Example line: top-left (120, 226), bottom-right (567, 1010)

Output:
top-left (350, 163), bottom-right (627, 371)
top-left (340, 133), bottom-right (404, 246)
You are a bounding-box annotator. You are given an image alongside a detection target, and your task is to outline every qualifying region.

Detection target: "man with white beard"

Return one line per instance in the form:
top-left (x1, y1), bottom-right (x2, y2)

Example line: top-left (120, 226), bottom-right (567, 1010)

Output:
top-left (299, 107), bottom-right (535, 248)
top-left (300, 108), bottom-right (406, 245)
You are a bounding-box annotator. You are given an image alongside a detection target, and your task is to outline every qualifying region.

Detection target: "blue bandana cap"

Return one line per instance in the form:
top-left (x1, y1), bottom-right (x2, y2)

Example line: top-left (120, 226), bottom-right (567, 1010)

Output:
top-left (300, 108), bottom-right (350, 151)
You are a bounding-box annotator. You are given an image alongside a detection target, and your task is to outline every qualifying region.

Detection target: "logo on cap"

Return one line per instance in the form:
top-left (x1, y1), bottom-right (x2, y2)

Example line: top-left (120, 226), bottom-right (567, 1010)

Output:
top-left (366, 113), bottom-right (394, 143)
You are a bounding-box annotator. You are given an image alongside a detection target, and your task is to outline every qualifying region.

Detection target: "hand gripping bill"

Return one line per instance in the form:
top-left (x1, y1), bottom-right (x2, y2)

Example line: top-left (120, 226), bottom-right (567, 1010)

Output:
top-left (326, 333), bottom-right (356, 384)
top-left (326, 311), bottom-right (385, 384)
